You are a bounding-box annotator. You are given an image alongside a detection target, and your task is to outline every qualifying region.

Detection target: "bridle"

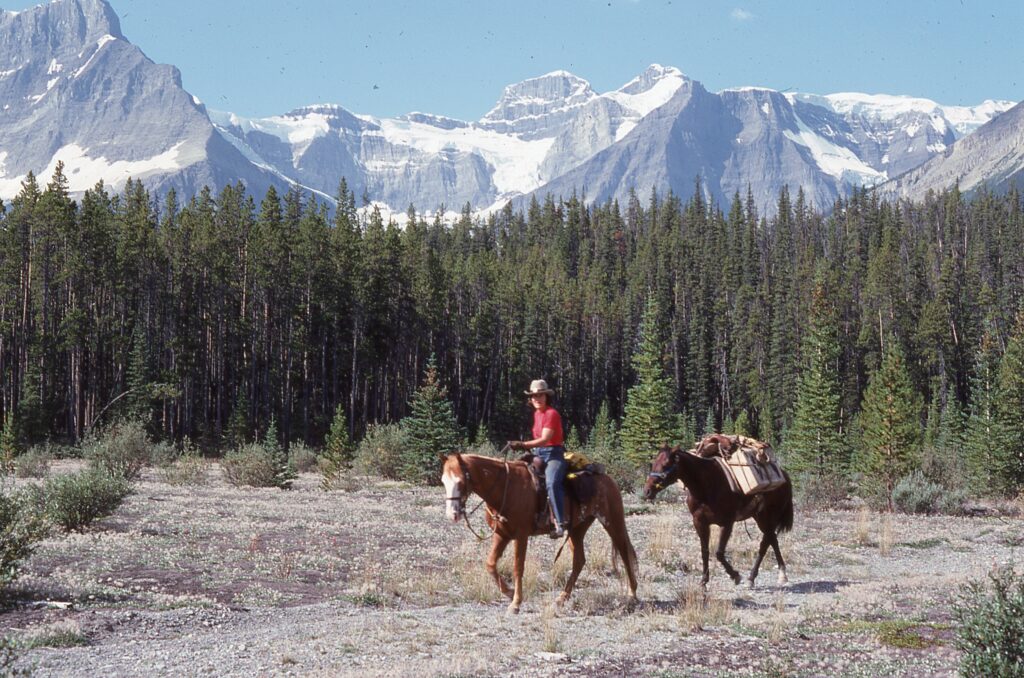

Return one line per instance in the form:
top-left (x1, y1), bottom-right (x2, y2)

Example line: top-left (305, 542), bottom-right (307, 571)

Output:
top-left (445, 456), bottom-right (512, 541)
top-left (647, 454), bottom-right (679, 492)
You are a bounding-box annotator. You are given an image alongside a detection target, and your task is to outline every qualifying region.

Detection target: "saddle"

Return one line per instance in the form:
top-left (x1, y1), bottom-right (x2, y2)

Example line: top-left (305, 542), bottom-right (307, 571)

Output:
top-left (519, 452), bottom-right (604, 530)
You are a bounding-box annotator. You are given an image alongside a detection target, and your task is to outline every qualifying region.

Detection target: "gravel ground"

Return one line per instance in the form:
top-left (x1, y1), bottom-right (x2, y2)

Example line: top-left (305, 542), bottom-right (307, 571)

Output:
top-left (3, 462), bottom-right (1022, 677)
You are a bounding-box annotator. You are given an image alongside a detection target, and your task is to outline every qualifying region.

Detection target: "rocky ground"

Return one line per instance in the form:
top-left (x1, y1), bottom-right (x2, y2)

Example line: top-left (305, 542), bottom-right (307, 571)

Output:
top-left (3, 461), bottom-right (1022, 677)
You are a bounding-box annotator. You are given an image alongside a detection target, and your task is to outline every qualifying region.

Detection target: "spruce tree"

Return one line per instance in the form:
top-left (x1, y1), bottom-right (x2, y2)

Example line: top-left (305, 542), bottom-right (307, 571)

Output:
top-left (0, 412), bottom-right (19, 474)
top-left (995, 312), bottom-right (1024, 490)
top-left (320, 404), bottom-right (354, 490)
top-left (400, 355), bottom-right (462, 485)
top-left (784, 271), bottom-right (847, 487)
top-left (964, 333), bottom-right (1011, 493)
top-left (620, 295), bottom-right (679, 468)
top-left (855, 339), bottom-right (923, 509)
top-left (263, 418), bottom-right (296, 489)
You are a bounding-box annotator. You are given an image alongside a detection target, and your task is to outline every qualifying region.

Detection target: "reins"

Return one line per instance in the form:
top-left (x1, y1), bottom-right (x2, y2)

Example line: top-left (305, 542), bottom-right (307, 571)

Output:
top-left (457, 455), bottom-right (512, 542)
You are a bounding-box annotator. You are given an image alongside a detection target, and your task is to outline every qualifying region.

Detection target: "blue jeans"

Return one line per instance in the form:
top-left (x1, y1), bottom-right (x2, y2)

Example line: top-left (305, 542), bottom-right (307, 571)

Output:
top-left (536, 446), bottom-right (568, 527)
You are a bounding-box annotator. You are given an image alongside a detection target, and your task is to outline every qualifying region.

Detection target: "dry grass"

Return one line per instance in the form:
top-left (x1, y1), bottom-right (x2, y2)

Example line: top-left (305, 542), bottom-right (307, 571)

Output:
top-left (676, 583), bottom-right (733, 632)
top-left (853, 506), bottom-right (872, 545)
top-left (645, 515), bottom-right (679, 570)
top-left (879, 513), bottom-right (894, 555)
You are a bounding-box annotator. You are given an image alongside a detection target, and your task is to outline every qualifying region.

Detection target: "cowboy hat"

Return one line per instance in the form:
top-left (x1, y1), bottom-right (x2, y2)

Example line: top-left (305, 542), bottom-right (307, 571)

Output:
top-left (524, 379), bottom-right (555, 396)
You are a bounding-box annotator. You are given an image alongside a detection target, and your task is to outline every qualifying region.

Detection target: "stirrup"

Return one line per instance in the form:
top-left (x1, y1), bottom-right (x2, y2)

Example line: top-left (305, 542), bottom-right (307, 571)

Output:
top-left (548, 523), bottom-right (566, 539)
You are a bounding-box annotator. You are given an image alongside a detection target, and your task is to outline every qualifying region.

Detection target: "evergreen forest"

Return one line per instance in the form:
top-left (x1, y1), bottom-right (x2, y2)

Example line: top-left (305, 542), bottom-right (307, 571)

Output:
top-left (2, 163), bottom-right (1023, 497)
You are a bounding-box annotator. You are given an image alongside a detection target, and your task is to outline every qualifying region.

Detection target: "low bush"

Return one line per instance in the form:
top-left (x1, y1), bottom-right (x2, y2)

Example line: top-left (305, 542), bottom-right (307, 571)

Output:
top-left (892, 470), bottom-right (965, 515)
top-left (83, 419), bottom-right (151, 480)
top-left (159, 440), bottom-right (208, 487)
top-left (352, 424), bottom-right (404, 479)
top-left (954, 564), bottom-right (1024, 677)
top-left (586, 444), bottom-right (639, 494)
top-left (222, 441), bottom-right (295, 489)
top-left (43, 469), bottom-right (132, 532)
top-left (288, 442), bottom-right (319, 474)
top-left (14, 446), bottom-right (51, 479)
top-left (0, 485), bottom-right (50, 588)
top-left (795, 472), bottom-right (849, 509)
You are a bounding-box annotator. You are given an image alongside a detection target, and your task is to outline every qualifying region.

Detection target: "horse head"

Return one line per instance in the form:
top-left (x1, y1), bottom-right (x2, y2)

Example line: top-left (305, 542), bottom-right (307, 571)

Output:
top-left (643, 444), bottom-right (681, 500)
top-left (439, 452), bottom-right (468, 522)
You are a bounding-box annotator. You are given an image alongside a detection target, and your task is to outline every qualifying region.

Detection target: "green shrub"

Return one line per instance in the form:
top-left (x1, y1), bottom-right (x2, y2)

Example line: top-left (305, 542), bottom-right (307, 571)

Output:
top-left (892, 470), bottom-right (965, 515)
top-left (158, 441), bottom-right (208, 487)
top-left (954, 564), bottom-right (1024, 677)
top-left (587, 443), bottom-right (639, 494)
top-left (288, 442), bottom-right (319, 474)
top-left (221, 439), bottom-right (295, 489)
top-left (44, 469), bottom-right (132, 532)
top-left (14, 446), bottom-right (51, 479)
top-left (0, 634), bottom-right (32, 677)
top-left (795, 471), bottom-right (848, 509)
top-left (352, 424), bottom-right (404, 479)
top-left (0, 485), bottom-right (50, 588)
top-left (83, 419), bottom-right (151, 480)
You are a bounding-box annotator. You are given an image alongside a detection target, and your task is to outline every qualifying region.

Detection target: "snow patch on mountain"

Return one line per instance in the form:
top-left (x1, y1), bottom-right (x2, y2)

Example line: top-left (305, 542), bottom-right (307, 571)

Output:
top-left (789, 92), bottom-right (1014, 137)
top-left (0, 142), bottom-right (198, 196)
top-left (374, 116), bottom-right (555, 195)
top-left (785, 113), bottom-right (886, 185)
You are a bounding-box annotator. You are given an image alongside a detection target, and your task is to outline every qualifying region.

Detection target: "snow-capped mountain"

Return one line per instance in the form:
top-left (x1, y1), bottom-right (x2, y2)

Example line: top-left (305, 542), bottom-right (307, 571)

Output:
top-left (0, 0), bottom-right (1017, 216)
top-left (881, 99), bottom-right (1024, 202)
top-left (0, 0), bottom-right (290, 201)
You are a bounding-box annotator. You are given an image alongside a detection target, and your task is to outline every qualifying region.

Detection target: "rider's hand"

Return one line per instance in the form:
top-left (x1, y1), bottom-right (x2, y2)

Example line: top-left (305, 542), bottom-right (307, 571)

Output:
top-left (507, 440), bottom-right (526, 451)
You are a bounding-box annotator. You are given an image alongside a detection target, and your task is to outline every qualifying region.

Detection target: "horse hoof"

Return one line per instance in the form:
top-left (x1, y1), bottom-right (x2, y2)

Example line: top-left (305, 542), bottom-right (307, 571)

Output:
top-left (743, 579), bottom-right (755, 590)
top-left (777, 573), bottom-right (789, 586)
top-left (506, 603), bottom-right (520, 615)
top-left (556, 593), bottom-right (569, 606)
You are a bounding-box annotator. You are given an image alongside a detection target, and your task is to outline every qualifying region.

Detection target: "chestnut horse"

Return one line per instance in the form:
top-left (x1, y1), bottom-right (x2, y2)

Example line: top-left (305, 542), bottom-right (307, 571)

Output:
top-left (441, 453), bottom-right (638, 613)
top-left (644, 444), bottom-right (793, 588)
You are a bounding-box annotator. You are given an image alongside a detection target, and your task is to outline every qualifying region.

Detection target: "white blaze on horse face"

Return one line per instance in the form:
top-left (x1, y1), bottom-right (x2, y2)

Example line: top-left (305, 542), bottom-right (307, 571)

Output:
top-left (442, 469), bottom-right (461, 522)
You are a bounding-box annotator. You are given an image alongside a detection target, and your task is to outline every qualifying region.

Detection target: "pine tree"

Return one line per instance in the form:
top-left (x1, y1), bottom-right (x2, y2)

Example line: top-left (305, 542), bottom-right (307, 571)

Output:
top-left (263, 418), bottom-right (296, 489)
top-left (620, 295), bottom-right (679, 468)
top-left (964, 333), bottom-right (1011, 493)
top-left (0, 412), bottom-right (19, 474)
top-left (400, 355), bottom-right (462, 485)
top-left (995, 312), bottom-right (1024, 490)
top-left (784, 270), bottom-right (848, 487)
top-left (855, 339), bottom-right (923, 509)
top-left (320, 404), bottom-right (354, 490)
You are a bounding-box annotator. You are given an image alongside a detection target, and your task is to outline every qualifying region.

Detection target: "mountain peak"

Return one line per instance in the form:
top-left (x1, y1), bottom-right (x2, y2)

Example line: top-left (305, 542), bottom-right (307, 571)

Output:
top-left (481, 70), bottom-right (596, 124)
top-left (0, 0), bottom-right (123, 41)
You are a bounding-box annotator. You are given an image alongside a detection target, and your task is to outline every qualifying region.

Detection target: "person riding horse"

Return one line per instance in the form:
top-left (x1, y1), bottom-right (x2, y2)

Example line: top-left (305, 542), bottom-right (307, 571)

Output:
top-left (507, 379), bottom-right (568, 539)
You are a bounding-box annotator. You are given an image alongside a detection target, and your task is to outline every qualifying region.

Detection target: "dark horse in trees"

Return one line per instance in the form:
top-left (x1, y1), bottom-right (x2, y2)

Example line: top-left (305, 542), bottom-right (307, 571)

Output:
top-left (643, 444), bottom-right (793, 588)
top-left (441, 453), bottom-right (639, 614)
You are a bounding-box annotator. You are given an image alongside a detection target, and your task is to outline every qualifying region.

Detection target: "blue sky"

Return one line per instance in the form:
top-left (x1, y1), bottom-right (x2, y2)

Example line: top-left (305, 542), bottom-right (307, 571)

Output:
top-left (8, 0), bottom-right (1023, 119)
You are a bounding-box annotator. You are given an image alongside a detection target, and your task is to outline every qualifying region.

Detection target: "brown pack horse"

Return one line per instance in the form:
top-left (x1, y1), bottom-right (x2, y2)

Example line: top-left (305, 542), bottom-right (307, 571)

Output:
top-left (644, 444), bottom-right (793, 588)
top-left (441, 453), bottom-right (638, 613)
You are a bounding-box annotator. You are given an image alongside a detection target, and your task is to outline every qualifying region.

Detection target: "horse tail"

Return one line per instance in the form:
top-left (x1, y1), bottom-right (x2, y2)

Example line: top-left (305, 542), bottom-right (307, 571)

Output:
top-left (777, 474), bottom-right (795, 534)
top-left (601, 475), bottom-right (640, 579)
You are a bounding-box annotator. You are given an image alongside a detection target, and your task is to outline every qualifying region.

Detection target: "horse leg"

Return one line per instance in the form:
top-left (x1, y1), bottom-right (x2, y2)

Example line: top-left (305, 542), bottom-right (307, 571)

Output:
top-left (485, 533), bottom-right (513, 599)
top-left (747, 531), bottom-right (772, 588)
top-left (695, 518), bottom-right (712, 589)
top-left (557, 519), bottom-right (593, 606)
top-left (508, 537), bottom-right (528, 615)
top-left (715, 522), bottom-right (742, 585)
top-left (769, 532), bottom-right (788, 585)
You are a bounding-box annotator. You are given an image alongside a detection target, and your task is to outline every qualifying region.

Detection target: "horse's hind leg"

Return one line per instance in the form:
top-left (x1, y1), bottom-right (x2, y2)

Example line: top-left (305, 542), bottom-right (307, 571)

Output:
top-left (747, 532), bottom-right (773, 588)
top-left (769, 533), bottom-right (788, 585)
top-left (558, 518), bottom-right (593, 605)
top-left (715, 523), bottom-right (742, 585)
top-left (485, 533), bottom-right (513, 600)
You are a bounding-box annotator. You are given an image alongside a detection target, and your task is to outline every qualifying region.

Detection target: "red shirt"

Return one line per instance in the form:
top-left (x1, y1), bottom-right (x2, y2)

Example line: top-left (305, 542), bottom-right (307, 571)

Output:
top-left (532, 407), bottom-right (564, 446)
